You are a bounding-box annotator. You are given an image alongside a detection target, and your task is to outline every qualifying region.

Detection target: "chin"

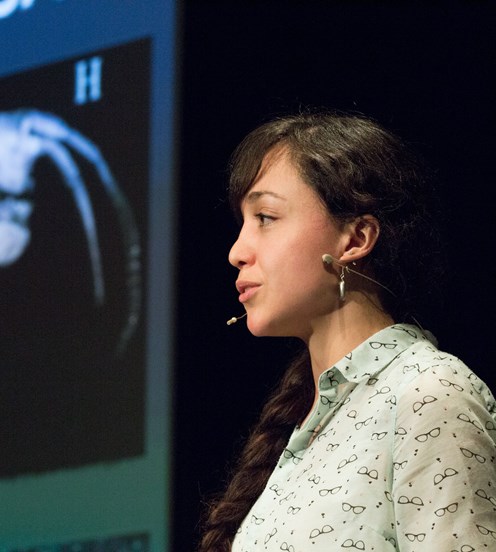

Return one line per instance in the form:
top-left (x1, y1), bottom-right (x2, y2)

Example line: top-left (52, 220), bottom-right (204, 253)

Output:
top-left (247, 314), bottom-right (296, 338)
top-left (246, 322), bottom-right (271, 337)
top-left (246, 314), bottom-right (273, 337)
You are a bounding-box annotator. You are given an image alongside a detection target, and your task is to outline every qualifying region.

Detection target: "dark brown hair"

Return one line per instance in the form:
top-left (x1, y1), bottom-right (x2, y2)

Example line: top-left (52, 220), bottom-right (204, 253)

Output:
top-left (199, 111), bottom-right (441, 551)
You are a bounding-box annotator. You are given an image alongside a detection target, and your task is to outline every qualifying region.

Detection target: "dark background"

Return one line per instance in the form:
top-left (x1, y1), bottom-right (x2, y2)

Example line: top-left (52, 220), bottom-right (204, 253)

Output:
top-left (174, 2), bottom-right (496, 549)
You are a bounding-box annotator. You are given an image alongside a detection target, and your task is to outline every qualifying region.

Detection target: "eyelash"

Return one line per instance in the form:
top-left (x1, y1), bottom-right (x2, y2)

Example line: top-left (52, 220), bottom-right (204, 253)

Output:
top-left (255, 212), bottom-right (275, 226)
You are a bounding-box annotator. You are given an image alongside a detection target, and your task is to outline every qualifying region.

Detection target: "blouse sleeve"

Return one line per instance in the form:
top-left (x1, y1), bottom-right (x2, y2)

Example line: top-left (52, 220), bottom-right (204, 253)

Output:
top-left (392, 362), bottom-right (496, 551)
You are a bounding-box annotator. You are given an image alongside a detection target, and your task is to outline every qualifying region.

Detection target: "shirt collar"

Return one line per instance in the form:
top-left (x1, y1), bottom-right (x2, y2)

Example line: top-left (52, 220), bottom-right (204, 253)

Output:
top-left (318, 324), bottom-right (435, 389)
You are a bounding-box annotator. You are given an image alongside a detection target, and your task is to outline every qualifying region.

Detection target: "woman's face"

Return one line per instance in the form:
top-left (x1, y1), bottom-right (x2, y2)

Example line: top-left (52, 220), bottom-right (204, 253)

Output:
top-left (228, 149), bottom-right (349, 340)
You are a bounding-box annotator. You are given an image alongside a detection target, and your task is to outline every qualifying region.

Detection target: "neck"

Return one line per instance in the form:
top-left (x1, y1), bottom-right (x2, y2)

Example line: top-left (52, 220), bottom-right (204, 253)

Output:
top-left (306, 292), bottom-right (394, 388)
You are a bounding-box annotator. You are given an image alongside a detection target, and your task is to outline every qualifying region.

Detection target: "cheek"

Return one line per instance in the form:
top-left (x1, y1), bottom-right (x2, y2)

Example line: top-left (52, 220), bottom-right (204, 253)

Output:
top-left (271, 248), bottom-right (330, 300)
top-left (286, 236), bottom-right (328, 279)
top-left (283, 238), bottom-right (337, 302)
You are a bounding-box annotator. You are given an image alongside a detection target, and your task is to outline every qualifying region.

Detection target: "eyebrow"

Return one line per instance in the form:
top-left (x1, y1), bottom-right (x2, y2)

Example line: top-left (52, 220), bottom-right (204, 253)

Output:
top-left (245, 190), bottom-right (287, 203)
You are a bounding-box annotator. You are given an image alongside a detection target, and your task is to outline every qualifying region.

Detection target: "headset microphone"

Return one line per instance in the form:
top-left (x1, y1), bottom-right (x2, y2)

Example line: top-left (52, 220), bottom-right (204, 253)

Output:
top-left (226, 313), bottom-right (247, 325)
top-left (322, 253), bottom-right (338, 266)
top-left (322, 253), bottom-right (396, 298)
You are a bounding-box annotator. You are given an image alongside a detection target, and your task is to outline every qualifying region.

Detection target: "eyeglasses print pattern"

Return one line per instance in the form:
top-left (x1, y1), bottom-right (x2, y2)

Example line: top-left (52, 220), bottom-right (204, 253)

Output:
top-left (232, 325), bottom-right (496, 552)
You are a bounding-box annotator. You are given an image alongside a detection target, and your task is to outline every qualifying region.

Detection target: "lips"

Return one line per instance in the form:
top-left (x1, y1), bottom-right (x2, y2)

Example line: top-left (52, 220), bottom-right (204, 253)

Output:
top-left (236, 280), bottom-right (261, 303)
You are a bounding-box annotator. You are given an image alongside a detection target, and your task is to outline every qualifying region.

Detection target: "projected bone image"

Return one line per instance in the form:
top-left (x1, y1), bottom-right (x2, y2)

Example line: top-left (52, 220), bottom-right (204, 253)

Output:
top-left (0, 109), bottom-right (141, 356)
top-left (0, 39), bottom-right (150, 476)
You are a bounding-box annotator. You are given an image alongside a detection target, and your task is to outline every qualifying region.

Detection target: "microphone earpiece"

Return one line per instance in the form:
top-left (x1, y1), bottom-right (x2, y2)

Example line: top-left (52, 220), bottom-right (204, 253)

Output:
top-left (322, 253), bottom-right (337, 266)
top-left (226, 313), bottom-right (247, 325)
top-left (322, 252), bottom-right (396, 298)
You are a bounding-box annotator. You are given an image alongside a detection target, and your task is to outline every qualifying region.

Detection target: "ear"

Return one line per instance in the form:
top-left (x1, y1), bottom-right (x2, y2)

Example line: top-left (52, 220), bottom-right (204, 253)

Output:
top-left (339, 215), bottom-right (380, 263)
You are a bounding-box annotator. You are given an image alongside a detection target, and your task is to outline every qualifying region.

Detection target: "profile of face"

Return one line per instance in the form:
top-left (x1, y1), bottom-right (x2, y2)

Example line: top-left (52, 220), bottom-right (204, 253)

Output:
top-left (228, 148), bottom-right (351, 340)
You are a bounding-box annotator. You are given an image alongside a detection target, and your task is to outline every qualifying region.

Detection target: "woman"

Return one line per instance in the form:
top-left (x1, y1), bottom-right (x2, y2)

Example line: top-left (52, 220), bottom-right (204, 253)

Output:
top-left (200, 112), bottom-right (496, 551)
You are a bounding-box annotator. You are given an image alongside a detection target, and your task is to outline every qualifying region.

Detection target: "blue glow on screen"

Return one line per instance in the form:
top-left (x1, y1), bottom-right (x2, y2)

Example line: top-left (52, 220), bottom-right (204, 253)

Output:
top-left (0, 2), bottom-right (177, 551)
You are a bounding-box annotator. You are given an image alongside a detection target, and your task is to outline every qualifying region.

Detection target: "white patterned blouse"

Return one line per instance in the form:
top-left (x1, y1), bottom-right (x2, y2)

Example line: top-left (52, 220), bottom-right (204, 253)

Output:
top-left (232, 324), bottom-right (496, 552)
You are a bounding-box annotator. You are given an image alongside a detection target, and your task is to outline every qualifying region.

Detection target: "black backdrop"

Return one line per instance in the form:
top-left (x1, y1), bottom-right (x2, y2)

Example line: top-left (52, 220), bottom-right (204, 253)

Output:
top-left (174, 3), bottom-right (496, 548)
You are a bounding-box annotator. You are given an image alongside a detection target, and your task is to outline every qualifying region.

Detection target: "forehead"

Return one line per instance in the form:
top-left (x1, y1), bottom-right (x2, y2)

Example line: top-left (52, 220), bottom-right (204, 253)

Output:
top-left (241, 149), bottom-right (320, 208)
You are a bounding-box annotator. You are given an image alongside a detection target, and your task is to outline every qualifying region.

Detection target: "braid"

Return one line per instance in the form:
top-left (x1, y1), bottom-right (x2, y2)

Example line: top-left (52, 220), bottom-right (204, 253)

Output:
top-left (199, 350), bottom-right (313, 551)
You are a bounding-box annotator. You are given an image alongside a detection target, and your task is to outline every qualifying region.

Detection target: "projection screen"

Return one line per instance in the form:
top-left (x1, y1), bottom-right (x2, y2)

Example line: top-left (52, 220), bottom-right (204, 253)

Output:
top-left (0, 2), bottom-right (177, 550)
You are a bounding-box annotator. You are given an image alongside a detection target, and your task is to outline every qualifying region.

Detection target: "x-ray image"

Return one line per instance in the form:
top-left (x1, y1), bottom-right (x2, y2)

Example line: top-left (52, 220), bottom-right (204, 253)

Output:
top-left (0, 109), bottom-right (141, 354)
top-left (0, 39), bottom-right (150, 476)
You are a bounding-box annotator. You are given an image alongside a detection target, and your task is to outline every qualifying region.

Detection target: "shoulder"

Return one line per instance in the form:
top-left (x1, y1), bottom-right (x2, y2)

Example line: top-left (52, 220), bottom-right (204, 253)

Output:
top-left (387, 340), bottom-right (495, 415)
top-left (387, 345), bottom-right (496, 550)
top-left (386, 341), bottom-right (496, 459)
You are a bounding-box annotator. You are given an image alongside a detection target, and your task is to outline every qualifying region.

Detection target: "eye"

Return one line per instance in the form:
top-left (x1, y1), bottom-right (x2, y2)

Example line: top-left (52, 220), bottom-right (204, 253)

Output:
top-left (255, 212), bottom-right (275, 226)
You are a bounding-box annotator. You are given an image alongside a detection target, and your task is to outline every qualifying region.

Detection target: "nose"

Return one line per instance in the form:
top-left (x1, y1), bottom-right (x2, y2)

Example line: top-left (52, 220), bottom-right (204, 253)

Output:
top-left (228, 226), bottom-right (253, 269)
